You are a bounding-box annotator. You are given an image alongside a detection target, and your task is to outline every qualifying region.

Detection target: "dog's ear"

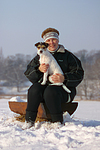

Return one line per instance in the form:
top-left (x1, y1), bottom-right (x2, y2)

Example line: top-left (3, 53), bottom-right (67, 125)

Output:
top-left (45, 43), bottom-right (49, 48)
top-left (35, 42), bottom-right (49, 48)
top-left (35, 42), bottom-right (40, 47)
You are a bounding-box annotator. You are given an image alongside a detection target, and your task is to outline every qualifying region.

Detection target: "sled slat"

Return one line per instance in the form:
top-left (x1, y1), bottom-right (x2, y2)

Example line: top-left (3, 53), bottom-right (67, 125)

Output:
top-left (8, 101), bottom-right (78, 120)
top-left (9, 102), bottom-right (27, 115)
top-left (8, 102), bottom-right (49, 119)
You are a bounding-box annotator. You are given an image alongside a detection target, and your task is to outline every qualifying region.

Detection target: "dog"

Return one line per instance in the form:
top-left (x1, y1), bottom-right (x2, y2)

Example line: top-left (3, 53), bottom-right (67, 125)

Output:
top-left (35, 42), bottom-right (71, 93)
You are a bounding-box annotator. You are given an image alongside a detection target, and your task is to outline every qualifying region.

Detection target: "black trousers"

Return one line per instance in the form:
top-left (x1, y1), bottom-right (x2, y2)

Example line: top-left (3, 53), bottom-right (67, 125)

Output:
top-left (25, 83), bottom-right (76, 123)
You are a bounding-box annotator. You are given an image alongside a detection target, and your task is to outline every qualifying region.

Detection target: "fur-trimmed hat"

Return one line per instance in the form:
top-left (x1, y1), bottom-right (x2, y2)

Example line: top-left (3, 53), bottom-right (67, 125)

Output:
top-left (41, 27), bottom-right (59, 42)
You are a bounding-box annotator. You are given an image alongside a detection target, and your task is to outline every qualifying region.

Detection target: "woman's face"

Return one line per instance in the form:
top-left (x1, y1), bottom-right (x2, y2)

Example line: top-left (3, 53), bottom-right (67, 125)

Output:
top-left (46, 38), bottom-right (59, 51)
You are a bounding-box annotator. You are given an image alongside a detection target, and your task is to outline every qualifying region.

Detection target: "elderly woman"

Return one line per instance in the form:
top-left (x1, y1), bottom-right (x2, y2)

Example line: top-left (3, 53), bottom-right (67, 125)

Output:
top-left (23, 27), bottom-right (84, 129)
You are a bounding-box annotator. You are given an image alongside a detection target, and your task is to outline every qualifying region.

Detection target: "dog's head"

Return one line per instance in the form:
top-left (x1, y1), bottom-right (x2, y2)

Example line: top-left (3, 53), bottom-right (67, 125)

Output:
top-left (35, 42), bottom-right (49, 55)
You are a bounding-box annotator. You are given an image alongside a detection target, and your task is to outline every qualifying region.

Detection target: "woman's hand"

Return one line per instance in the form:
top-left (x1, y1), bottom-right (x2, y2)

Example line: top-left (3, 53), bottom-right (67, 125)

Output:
top-left (39, 63), bottom-right (49, 73)
top-left (51, 73), bottom-right (65, 83)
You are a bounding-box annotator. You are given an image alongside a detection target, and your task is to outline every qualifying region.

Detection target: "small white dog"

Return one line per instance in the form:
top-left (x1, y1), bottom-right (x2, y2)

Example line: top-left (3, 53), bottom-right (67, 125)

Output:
top-left (35, 42), bottom-right (71, 93)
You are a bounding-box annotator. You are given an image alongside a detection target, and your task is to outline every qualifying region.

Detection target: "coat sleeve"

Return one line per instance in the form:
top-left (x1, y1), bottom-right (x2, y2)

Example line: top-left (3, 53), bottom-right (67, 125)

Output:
top-left (64, 52), bottom-right (84, 87)
top-left (24, 55), bottom-right (43, 84)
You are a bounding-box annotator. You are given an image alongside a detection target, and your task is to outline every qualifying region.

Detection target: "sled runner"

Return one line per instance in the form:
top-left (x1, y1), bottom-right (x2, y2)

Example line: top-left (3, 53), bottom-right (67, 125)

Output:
top-left (8, 101), bottom-right (78, 120)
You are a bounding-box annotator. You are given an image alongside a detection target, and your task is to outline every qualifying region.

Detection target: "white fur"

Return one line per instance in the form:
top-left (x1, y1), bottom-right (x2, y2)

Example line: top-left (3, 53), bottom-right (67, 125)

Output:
top-left (37, 48), bottom-right (71, 93)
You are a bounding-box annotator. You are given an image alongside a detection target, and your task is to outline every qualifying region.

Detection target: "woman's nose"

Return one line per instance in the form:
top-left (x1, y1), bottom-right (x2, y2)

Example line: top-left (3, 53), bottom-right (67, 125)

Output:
top-left (49, 39), bottom-right (54, 44)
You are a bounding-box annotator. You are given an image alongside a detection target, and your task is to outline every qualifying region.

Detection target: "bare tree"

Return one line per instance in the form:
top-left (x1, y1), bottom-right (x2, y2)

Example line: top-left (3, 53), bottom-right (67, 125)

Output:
top-left (4, 54), bottom-right (27, 92)
top-left (76, 50), bottom-right (100, 100)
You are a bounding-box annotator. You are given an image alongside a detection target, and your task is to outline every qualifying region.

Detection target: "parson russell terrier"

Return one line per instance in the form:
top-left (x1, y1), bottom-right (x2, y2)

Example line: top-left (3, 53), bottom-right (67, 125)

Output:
top-left (35, 42), bottom-right (71, 93)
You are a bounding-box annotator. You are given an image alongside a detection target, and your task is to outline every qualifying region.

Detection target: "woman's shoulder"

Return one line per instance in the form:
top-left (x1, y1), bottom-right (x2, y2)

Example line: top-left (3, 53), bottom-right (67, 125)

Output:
top-left (28, 54), bottom-right (40, 66)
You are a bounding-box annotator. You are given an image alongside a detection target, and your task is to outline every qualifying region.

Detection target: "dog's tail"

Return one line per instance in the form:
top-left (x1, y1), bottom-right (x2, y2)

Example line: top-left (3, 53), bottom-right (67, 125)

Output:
top-left (62, 84), bottom-right (71, 93)
top-left (50, 83), bottom-right (71, 93)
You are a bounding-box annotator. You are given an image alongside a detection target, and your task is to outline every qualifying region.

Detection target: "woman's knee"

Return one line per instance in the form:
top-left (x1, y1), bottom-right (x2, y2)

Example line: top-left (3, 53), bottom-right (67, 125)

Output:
top-left (28, 83), bottom-right (43, 95)
top-left (44, 85), bottom-right (61, 102)
top-left (43, 86), bottom-right (62, 114)
top-left (44, 86), bottom-right (56, 97)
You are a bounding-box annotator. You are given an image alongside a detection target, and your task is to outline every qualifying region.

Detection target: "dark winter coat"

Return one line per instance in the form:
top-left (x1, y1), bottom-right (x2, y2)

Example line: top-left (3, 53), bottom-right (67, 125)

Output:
top-left (24, 45), bottom-right (84, 95)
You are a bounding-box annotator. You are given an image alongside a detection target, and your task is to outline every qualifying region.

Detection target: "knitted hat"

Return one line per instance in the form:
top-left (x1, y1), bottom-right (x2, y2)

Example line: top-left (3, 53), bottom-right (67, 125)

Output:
top-left (41, 28), bottom-right (59, 42)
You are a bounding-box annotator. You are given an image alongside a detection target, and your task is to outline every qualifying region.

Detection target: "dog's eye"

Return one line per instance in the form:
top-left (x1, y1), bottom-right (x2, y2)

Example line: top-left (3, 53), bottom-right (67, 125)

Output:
top-left (37, 46), bottom-right (41, 49)
top-left (42, 45), bottom-right (46, 49)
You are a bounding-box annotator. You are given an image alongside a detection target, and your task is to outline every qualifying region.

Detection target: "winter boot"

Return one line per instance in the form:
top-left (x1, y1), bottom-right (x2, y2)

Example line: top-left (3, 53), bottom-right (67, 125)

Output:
top-left (51, 113), bottom-right (63, 124)
top-left (22, 111), bottom-right (37, 129)
top-left (22, 120), bottom-right (34, 130)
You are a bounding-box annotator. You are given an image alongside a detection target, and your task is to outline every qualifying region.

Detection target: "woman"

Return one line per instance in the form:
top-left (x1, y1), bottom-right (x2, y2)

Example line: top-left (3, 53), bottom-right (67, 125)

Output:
top-left (23, 27), bottom-right (84, 129)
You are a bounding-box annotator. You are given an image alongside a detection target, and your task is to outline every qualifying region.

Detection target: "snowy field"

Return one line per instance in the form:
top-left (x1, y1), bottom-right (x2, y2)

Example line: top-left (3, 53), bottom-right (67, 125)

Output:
top-left (0, 98), bottom-right (100, 150)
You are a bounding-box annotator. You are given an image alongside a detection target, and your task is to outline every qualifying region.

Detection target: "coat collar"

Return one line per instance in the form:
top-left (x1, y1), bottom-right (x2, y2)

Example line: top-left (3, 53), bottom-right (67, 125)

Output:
top-left (48, 44), bottom-right (65, 54)
top-left (57, 44), bottom-right (65, 53)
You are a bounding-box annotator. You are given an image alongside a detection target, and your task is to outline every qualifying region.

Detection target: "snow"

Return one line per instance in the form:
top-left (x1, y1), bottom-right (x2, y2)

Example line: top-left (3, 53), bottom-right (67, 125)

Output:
top-left (9, 96), bottom-right (26, 102)
top-left (0, 98), bottom-right (100, 150)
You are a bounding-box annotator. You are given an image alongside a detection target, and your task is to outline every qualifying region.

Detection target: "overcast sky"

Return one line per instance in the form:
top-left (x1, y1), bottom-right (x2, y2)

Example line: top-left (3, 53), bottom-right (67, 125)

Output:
top-left (0, 0), bottom-right (100, 57)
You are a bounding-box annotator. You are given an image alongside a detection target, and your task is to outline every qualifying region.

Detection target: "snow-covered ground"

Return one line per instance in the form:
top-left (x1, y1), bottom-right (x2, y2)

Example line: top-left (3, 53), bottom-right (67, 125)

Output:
top-left (0, 98), bottom-right (100, 150)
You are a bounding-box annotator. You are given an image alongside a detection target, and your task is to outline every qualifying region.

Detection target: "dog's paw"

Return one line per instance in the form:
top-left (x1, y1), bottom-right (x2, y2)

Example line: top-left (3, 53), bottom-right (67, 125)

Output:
top-left (41, 82), bottom-right (46, 85)
top-left (49, 75), bottom-right (53, 83)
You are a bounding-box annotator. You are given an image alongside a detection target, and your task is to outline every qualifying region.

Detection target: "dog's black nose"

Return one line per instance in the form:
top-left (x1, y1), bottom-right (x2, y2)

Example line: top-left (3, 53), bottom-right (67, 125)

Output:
top-left (40, 50), bottom-right (43, 53)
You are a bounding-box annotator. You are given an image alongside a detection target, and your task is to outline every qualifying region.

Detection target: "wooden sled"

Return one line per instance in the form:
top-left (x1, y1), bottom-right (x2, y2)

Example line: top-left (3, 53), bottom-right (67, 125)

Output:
top-left (8, 101), bottom-right (78, 120)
